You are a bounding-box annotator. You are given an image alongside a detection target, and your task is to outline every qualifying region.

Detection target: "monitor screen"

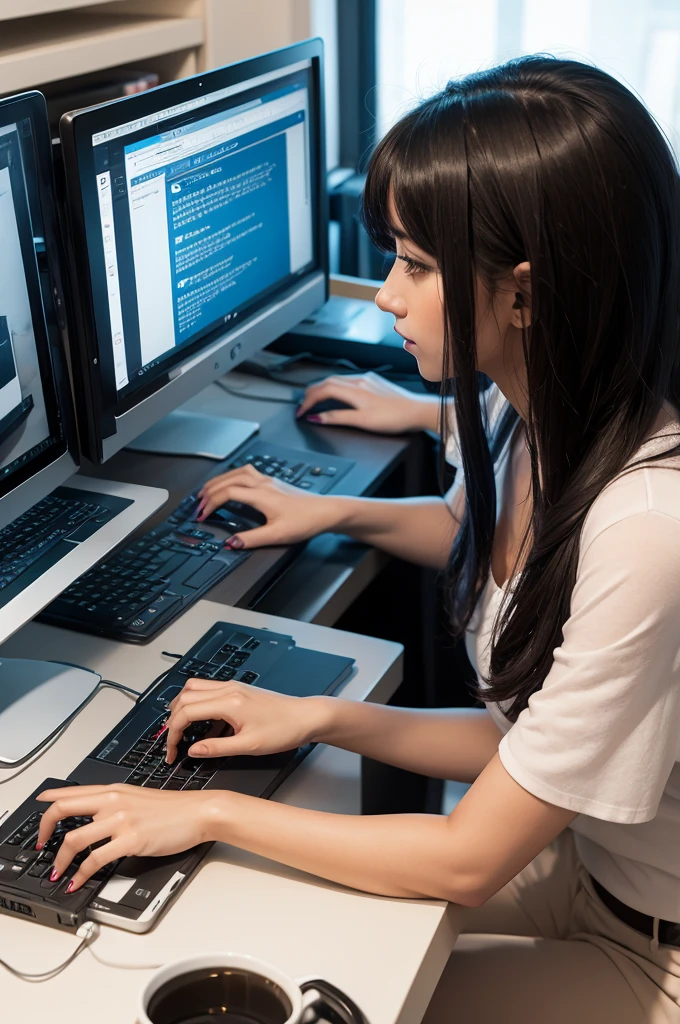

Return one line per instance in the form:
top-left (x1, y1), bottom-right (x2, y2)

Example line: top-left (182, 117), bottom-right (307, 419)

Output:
top-left (0, 116), bottom-right (68, 494)
top-left (87, 59), bottom-right (316, 400)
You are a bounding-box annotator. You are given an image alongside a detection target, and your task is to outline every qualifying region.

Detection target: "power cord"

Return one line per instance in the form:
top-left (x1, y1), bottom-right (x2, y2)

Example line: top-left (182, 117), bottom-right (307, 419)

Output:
top-left (87, 940), bottom-right (163, 971)
top-left (215, 379), bottom-right (300, 404)
top-left (98, 679), bottom-right (141, 699)
top-left (0, 921), bottom-right (99, 982)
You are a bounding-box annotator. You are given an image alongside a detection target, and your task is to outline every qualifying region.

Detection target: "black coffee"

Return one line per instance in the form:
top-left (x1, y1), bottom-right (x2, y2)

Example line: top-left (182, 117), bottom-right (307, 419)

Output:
top-left (147, 967), bottom-right (293, 1024)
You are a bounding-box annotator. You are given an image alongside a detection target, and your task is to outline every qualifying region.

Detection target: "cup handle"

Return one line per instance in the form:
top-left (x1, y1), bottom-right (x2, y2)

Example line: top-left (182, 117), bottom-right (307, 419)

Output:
top-left (298, 977), bottom-right (369, 1024)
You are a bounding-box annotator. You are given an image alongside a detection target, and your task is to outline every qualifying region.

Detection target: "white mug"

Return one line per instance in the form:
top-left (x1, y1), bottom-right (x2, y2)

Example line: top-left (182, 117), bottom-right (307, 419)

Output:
top-left (136, 951), bottom-right (368, 1024)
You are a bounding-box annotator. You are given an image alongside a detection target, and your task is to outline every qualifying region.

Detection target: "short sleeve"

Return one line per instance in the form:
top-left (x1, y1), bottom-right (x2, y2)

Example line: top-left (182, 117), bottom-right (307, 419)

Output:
top-left (499, 508), bottom-right (680, 824)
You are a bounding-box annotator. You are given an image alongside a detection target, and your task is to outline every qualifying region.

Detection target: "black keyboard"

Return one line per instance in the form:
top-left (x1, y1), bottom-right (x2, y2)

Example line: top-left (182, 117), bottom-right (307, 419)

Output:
top-left (0, 779), bottom-right (119, 931)
top-left (0, 493), bottom-right (112, 591)
top-left (0, 621), bottom-right (354, 932)
top-left (39, 441), bottom-right (354, 643)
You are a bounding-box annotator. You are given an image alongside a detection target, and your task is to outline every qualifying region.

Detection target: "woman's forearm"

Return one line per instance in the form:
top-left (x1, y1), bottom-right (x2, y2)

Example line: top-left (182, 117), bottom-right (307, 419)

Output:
top-left (204, 792), bottom-right (473, 902)
top-left (325, 494), bottom-right (459, 569)
top-left (201, 753), bottom-right (572, 908)
top-left (307, 700), bottom-right (501, 784)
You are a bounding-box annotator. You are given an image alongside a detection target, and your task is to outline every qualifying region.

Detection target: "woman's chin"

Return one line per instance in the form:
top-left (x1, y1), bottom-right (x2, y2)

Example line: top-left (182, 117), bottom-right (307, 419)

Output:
top-left (413, 356), bottom-right (443, 383)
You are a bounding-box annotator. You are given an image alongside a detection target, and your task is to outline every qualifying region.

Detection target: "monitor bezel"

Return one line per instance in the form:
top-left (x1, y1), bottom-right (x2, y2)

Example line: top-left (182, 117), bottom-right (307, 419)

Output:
top-left (59, 38), bottom-right (328, 463)
top-left (0, 90), bottom-right (80, 531)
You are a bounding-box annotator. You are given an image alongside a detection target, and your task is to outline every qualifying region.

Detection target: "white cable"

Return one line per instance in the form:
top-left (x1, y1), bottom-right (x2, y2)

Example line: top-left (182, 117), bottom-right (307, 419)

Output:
top-left (0, 921), bottom-right (99, 982)
top-left (87, 940), bottom-right (163, 971)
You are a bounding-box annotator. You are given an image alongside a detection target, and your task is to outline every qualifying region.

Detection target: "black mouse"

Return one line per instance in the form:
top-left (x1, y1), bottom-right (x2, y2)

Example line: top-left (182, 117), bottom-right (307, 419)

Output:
top-left (203, 500), bottom-right (267, 528)
top-left (303, 397), bottom-right (355, 417)
top-left (175, 720), bottom-right (213, 761)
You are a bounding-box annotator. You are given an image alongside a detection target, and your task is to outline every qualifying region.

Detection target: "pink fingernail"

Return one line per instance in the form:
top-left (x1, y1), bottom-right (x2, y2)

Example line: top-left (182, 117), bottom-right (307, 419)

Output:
top-left (50, 868), bottom-right (59, 882)
top-left (35, 842), bottom-right (43, 851)
top-left (65, 880), bottom-right (74, 894)
top-left (226, 536), bottom-right (243, 549)
top-left (306, 415), bottom-right (322, 423)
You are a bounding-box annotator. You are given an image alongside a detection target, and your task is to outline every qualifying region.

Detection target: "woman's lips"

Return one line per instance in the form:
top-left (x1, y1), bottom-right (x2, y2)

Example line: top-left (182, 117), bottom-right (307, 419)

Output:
top-left (394, 326), bottom-right (415, 349)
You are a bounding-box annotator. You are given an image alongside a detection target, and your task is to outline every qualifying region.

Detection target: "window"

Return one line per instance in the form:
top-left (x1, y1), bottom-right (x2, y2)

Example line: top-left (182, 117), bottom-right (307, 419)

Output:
top-left (376, 0), bottom-right (680, 154)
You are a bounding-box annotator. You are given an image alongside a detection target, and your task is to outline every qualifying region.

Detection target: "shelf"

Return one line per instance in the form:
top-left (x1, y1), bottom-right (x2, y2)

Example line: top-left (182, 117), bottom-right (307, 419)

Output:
top-left (0, 2), bottom-right (113, 23)
top-left (0, 11), bottom-right (204, 93)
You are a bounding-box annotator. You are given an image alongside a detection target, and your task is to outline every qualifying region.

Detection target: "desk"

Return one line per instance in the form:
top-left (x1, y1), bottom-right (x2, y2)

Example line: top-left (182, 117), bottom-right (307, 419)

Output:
top-left (0, 600), bottom-right (462, 1024)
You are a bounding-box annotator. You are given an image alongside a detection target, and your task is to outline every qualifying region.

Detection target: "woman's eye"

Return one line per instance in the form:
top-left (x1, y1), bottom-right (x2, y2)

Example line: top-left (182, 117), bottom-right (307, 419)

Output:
top-left (397, 254), bottom-right (429, 276)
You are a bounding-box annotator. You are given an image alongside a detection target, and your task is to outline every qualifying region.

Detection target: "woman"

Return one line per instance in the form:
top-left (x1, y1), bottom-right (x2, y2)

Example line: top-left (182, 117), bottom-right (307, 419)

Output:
top-left (37, 57), bottom-right (680, 1022)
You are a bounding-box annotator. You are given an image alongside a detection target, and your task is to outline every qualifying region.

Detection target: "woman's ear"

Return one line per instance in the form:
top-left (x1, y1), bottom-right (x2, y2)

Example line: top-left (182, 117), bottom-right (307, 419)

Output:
top-left (511, 261), bottom-right (532, 329)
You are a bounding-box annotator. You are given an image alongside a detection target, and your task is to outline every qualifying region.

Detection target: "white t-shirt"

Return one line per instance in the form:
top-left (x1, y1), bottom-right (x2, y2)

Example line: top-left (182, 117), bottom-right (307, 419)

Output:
top-left (456, 385), bottom-right (680, 920)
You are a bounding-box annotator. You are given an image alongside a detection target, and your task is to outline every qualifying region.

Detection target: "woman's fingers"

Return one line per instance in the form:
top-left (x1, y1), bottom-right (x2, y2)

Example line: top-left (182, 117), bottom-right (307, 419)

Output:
top-left (165, 696), bottom-right (242, 763)
top-left (198, 464), bottom-right (263, 502)
top-left (197, 481), bottom-right (272, 521)
top-left (305, 406), bottom-right (365, 427)
top-left (67, 835), bottom-right (130, 892)
top-left (296, 378), bottom-right (361, 418)
top-left (36, 787), bottom-right (115, 845)
top-left (49, 816), bottom-right (120, 882)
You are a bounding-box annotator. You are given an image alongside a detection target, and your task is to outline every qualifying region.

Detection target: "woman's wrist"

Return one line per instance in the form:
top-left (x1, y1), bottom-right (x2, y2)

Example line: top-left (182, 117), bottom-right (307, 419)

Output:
top-left (401, 395), bottom-right (440, 433)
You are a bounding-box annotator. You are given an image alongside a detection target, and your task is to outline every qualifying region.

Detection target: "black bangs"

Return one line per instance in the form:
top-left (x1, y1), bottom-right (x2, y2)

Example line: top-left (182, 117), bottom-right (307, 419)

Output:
top-left (361, 91), bottom-right (470, 264)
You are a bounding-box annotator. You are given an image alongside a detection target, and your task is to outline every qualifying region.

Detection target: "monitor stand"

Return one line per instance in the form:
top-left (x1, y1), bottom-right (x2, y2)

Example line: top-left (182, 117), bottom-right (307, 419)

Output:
top-left (125, 410), bottom-right (259, 461)
top-left (0, 659), bottom-right (101, 768)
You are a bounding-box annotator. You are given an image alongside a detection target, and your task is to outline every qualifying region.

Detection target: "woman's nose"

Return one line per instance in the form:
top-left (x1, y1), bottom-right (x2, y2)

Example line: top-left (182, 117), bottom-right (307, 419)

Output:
top-left (376, 270), bottom-right (407, 320)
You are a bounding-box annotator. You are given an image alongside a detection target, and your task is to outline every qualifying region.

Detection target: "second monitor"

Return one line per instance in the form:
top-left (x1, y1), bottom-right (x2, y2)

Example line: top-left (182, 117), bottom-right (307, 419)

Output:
top-left (59, 38), bottom-right (328, 463)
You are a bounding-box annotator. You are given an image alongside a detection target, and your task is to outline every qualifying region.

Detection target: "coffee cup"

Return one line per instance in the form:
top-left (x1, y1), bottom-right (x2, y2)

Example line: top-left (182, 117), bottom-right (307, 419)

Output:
top-left (136, 951), bottom-right (368, 1024)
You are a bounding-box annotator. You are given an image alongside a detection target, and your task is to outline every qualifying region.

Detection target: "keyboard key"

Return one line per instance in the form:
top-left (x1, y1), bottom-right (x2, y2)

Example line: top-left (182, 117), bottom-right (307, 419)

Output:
top-left (163, 777), bottom-right (186, 790)
top-left (227, 652), bottom-right (249, 668)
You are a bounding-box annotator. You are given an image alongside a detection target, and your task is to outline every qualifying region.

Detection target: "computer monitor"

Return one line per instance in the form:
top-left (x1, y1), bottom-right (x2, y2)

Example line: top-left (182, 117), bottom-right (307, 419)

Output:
top-left (0, 91), bottom-right (167, 650)
top-left (0, 92), bottom-right (80, 529)
top-left (0, 91), bottom-right (169, 763)
top-left (59, 38), bottom-right (328, 463)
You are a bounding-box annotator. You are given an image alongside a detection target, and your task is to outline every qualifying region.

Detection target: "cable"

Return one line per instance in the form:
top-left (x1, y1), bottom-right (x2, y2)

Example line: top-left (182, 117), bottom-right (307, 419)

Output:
top-left (0, 922), bottom-right (98, 982)
top-left (87, 942), bottom-right (163, 971)
top-left (215, 379), bottom-right (299, 404)
top-left (98, 679), bottom-right (140, 699)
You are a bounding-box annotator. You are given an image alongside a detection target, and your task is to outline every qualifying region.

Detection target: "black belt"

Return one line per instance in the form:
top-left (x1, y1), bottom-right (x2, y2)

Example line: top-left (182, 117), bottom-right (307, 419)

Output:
top-left (590, 875), bottom-right (680, 947)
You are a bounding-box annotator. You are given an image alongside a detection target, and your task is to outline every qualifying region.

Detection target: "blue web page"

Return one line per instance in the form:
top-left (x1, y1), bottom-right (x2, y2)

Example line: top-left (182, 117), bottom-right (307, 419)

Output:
top-left (129, 111), bottom-right (301, 342)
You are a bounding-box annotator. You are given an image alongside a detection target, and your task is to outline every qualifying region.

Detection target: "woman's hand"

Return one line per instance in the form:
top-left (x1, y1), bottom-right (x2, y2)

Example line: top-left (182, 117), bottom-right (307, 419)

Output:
top-left (35, 784), bottom-right (217, 892)
top-left (296, 372), bottom-right (439, 434)
top-left (195, 464), bottom-right (342, 547)
top-left (164, 678), bottom-right (331, 763)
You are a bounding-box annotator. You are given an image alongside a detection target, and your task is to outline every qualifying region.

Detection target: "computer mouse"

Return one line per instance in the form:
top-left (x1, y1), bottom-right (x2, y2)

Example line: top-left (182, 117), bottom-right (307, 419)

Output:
top-left (203, 500), bottom-right (267, 529)
top-left (176, 720), bottom-right (213, 761)
top-left (303, 397), bottom-right (355, 417)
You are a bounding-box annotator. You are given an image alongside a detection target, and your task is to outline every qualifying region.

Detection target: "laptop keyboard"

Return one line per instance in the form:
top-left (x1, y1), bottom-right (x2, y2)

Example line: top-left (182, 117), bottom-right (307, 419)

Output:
top-left (0, 494), bottom-right (111, 591)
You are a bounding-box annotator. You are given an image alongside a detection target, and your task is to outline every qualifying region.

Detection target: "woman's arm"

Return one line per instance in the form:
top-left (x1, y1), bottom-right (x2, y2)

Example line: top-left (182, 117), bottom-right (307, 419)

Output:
top-left (162, 677), bottom-right (499, 785)
top-left (37, 755), bottom-right (575, 904)
top-left (197, 467), bottom-right (463, 570)
top-left (313, 701), bottom-right (502, 783)
top-left (329, 492), bottom-right (461, 568)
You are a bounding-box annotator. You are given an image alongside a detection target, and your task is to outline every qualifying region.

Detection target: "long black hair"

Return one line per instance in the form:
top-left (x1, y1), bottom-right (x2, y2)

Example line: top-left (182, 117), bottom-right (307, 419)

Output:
top-left (362, 56), bottom-right (680, 721)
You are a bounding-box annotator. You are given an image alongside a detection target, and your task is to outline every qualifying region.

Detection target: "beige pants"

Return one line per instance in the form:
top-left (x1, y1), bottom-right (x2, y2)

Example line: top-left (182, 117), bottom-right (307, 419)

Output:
top-left (423, 831), bottom-right (680, 1024)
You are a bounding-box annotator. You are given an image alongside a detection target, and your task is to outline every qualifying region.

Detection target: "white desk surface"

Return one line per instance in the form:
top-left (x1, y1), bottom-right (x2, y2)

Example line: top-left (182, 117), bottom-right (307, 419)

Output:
top-left (0, 600), bottom-right (461, 1024)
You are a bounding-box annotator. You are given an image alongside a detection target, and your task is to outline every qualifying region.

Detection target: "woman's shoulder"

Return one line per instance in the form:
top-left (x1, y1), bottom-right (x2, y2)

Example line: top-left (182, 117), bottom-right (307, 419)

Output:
top-left (581, 413), bottom-right (680, 559)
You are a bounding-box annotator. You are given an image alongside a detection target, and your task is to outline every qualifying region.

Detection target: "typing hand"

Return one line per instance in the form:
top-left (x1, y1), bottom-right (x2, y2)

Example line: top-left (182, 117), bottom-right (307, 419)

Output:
top-left (296, 372), bottom-right (438, 433)
top-left (164, 677), bottom-right (330, 763)
top-left (195, 465), bottom-right (341, 548)
top-left (35, 784), bottom-right (215, 892)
